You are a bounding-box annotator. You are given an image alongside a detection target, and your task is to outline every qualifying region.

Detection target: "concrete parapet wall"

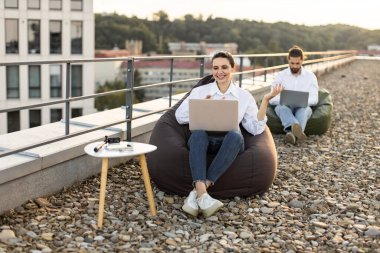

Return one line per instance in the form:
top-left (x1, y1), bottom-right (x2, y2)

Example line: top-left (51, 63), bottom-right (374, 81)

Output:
top-left (0, 58), bottom-right (354, 214)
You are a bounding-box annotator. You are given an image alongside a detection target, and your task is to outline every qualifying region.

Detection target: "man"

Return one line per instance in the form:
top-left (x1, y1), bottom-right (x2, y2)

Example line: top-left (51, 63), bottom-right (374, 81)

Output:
top-left (269, 45), bottom-right (319, 144)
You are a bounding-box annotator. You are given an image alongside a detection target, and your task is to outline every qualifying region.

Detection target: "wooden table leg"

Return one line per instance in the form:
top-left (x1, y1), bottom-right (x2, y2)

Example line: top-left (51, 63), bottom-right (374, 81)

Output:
top-left (98, 157), bottom-right (109, 228)
top-left (139, 154), bottom-right (157, 216)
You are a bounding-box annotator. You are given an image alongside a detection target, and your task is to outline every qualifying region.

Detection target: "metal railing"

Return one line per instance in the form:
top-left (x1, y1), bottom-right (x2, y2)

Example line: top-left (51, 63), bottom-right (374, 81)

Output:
top-left (0, 50), bottom-right (356, 158)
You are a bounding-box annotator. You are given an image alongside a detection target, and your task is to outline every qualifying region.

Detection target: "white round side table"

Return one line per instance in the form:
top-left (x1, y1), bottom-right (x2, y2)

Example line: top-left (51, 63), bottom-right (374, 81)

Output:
top-left (84, 141), bottom-right (157, 228)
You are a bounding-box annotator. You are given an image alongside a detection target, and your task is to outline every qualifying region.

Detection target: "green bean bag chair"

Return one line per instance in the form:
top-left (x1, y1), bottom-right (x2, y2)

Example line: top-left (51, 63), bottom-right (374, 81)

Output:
top-left (266, 88), bottom-right (333, 135)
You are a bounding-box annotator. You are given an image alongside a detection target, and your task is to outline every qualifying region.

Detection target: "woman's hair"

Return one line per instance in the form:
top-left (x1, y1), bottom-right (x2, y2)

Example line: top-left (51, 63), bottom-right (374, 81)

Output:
top-left (212, 51), bottom-right (235, 68)
top-left (288, 45), bottom-right (306, 60)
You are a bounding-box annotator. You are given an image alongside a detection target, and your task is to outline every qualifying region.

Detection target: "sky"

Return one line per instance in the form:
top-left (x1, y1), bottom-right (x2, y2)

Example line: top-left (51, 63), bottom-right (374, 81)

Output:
top-left (93, 0), bottom-right (380, 30)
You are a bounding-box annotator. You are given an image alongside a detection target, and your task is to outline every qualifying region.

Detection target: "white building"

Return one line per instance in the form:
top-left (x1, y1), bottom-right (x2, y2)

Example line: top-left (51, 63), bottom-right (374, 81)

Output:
top-left (168, 41), bottom-right (238, 55)
top-left (124, 58), bottom-right (250, 101)
top-left (368, 44), bottom-right (380, 51)
top-left (94, 49), bottom-right (132, 87)
top-left (131, 60), bottom-right (208, 101)
top-left (0, 0), bottom-right (95, 134)
top-left (94, 40), bottom-right (143, 88)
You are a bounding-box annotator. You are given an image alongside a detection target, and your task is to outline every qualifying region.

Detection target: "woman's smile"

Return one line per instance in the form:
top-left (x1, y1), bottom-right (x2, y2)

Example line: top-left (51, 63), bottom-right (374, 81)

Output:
top-left (212, 58), bottom-right (233, 87)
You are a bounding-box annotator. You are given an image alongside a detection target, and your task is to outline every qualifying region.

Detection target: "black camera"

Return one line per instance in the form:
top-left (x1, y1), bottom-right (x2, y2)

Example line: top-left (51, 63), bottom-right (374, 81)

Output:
top-left (94, 136), bottom-right (121, 152)
top-left (106, 136), bottom-right (120, 144)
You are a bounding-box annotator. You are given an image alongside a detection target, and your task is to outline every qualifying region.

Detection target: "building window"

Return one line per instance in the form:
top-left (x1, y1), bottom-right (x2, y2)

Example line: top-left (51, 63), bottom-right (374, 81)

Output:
top-left (72, 108), bottom-right (83, 118)
top-left (71, 65), bottom-right (82, 97)
top-left (6, 66), bottom-right (19, 99)
top-left (50, 21), bottom-right (62, 54)
top-left (50, 109), bottom-right (62, 123)
top-left (5, 0), bottom-right (18, 8)
top-left (29, 110), bottom-right (41, 128)
top-left (7, 111), bottom-right (20, 133)
top-left (50, 65), bottom-right (62, 98)
top-left (49, 0), bottom-right (62, 10)
top-left (28, 20), bottom-right (40, 54)
top-left (5, 19), bottom-right (18, 54)
top-left (28, 0), bottom-right (40, 9)
top-left (71, 0), bottom-right (83, 11)
top-left (71, 21), bottom-right (82, 54)
top-left (29, 65), bottom-right (41, 98)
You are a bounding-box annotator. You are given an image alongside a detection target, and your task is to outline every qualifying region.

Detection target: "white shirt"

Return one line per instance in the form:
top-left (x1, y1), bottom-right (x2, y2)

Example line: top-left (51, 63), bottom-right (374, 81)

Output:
top-left (269, 66), bottom-right (319, 106)
top-left (175, 81), bottom-right (267, 136)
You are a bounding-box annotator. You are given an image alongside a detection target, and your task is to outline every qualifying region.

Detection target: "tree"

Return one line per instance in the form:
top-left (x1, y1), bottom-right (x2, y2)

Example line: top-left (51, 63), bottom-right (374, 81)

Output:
top-left (95, 80), bottom-right (126, 111)
top-left (95, 13), bottom-right (380, 54)
top-left (152, 10), bottom-right (170, 53)
top-left (95, 70), bottom-right (144, 111)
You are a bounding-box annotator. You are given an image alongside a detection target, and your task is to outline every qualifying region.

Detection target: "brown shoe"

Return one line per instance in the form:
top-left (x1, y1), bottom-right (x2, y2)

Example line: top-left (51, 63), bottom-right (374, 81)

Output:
top-left (284, 132), bottom-right (296, 145)
top-left (291, 123), bottom-right (307, 141)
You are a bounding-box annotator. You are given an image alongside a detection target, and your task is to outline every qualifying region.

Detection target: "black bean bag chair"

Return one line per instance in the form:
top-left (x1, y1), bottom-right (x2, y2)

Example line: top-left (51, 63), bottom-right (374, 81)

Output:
top-left (266, 88), bottom-right (333, 135)
top-left (147, 75), bottom-right (278, 198)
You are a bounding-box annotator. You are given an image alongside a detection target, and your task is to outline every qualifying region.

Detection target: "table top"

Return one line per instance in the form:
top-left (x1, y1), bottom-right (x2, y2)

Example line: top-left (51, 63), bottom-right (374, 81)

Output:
top-left (84, 141), bottom-right (157, 158)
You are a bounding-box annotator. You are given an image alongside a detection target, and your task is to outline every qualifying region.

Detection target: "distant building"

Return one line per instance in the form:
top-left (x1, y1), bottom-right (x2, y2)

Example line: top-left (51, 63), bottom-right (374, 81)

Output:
top-left (168, 41), bottom-right (238, 55)
top-left (357, 45), bottom-right (380, 57)
top-left (120, 60), bottom-right (207, 101)
top-left (368, 44), bottom-right (380, 51)
top-left (94, 40), bottom-right (143, 87)
top-left (121, 58), bottom-right (250, 101)
top-left (94, 49), bottom-right (132, 87)
top-left (0, 0), bottom-right (95, 134)
top-left (125, 39), bottom-right (143, 56)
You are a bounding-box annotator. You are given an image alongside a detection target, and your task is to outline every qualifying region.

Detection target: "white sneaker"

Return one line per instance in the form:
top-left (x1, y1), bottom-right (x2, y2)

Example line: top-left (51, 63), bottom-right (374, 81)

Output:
top-left (197, 193), bottom-right (224, 218)
top-left (182, 190), bottom-right (199, 217)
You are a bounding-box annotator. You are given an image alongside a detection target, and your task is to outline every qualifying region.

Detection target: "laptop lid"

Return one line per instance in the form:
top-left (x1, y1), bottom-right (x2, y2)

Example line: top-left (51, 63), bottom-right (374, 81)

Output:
top-left (189, 99), bottom-right (239, 132)
top-left (280, 90), bottom-right (309, 107)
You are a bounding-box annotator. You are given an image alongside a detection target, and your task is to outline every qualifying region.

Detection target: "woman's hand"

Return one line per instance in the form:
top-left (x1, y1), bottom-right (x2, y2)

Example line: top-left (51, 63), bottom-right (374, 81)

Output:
top-left (257, 84), bottom-right (284, 121)
top-left (263, 84), bottom-right (284, 102)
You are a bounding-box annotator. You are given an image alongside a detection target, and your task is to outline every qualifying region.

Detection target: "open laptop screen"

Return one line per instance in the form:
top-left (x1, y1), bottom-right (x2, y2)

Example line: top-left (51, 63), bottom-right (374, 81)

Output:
top-left (189, 99), bottom-right (239, 132)
top-left (280, 90), bottom-right (309, 108)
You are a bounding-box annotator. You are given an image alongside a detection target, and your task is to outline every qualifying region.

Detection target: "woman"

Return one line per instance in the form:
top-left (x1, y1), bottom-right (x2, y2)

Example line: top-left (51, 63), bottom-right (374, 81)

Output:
top-left (175, 51), bottom-right (283, 217)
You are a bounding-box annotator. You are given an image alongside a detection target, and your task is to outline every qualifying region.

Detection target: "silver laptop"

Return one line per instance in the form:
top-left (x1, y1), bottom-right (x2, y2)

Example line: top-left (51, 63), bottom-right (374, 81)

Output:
top-left (189, 99), bottom-right (239, 132)
top-left (280, 90), bottom-right (309, 108)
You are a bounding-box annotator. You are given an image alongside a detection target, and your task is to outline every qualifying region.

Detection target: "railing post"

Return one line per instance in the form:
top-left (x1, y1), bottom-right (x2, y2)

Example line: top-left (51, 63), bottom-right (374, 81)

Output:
top-left (125, 58), bottom-right (134, 142)
top-left (252, 58), bottom-right (256, 85)
top-left (264, 57), bottom-right (268, 82)
top-left (199, 58), bottom-right (205, 78)
top-left (239, 57), bottom-right (243, 88)
top-left (65, 63), bottom-right (71, 135)
top-left (169, 58), bottom-right (174, 107)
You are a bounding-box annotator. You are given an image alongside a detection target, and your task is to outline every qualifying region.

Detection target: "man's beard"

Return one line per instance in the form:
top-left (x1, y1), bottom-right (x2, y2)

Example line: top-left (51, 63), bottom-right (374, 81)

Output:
top-left (290, 67), bottom-right (301, 74)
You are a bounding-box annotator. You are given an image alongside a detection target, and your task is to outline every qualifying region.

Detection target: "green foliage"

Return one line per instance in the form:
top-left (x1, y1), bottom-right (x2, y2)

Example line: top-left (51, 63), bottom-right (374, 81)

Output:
top-left (95, 70), bottom-right (144, 111)
top-left (95, 12), bottom-right (380, 53)
top-left (95, 13), bottom-right (157, 52)
top-left (95, 79), bottom-right (126, 111)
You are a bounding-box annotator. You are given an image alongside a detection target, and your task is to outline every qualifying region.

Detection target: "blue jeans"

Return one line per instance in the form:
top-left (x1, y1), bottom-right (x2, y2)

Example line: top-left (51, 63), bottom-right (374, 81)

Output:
top-left (187, 130), bottom-right (244, 185)
top-left (274, 105), bottom-right (313, 132)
